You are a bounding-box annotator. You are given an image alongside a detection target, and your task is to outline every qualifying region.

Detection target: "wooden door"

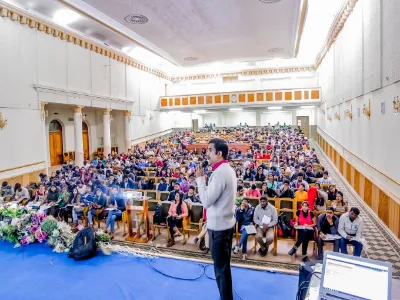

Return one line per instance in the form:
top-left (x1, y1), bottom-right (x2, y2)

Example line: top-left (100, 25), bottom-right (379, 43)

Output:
top-left (297, 116), bottom-right (310, 137)
top-left (82, 131), bottom-right (89, 160)
top-left (49, 131), bottom-right (63, 166)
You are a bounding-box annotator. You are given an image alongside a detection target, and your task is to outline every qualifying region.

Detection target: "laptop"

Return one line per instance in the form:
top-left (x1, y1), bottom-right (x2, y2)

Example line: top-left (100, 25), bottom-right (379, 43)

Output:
top-left (318, 251), bottom-right (392, 300)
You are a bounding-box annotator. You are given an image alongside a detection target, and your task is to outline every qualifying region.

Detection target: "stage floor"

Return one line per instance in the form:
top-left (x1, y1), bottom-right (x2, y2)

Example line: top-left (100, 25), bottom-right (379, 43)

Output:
top-left (0, 241), bottom-right (298, 300)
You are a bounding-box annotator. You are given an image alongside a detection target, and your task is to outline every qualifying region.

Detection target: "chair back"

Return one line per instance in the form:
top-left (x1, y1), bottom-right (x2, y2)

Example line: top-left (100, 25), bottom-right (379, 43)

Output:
top-left (247, 197), bottom-right (259, 208)
top-left (159, 191), bottom-right (170, 201)
top-left (161, 201), bottom-right (171, 216)
top-left (146, 190), bottom-right (157, 200)
top-left (190, 203), bottom-right (203, 223)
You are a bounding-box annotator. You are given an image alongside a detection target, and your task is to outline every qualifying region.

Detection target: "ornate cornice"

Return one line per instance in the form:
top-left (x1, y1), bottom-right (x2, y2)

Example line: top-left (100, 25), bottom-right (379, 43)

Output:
top-left (171, 66), bottom-right (315, 83)
top-left (33, 84), bottom-right (134, 106)
top-left (0, 3), bottom-right (171, 81)
top-left (315, 0), bottom-right (358, 68)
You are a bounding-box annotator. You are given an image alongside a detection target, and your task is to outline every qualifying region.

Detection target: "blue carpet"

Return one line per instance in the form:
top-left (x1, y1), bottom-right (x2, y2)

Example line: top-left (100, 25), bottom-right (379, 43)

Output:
top-left (0, 241), bottom-right (298, 300)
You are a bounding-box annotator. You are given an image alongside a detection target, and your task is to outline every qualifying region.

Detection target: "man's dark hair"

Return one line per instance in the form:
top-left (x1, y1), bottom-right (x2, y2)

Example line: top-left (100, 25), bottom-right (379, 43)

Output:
top-left (237, 185), bottom-right (244, 191)
top-left (350, 207), bottom-right (360, 215)
top-left (326, 206), bottom-right (334, 212)
top-left (14, 183), bottom-right (21, 190)
top-left (323, 171), bottom-right (329, 175)
top-left (260, 196), bottom-right (268, 202)
top-left (209, 138), bottom-right (229, 160)
top-left (283, 179), bottom-right (290, 185)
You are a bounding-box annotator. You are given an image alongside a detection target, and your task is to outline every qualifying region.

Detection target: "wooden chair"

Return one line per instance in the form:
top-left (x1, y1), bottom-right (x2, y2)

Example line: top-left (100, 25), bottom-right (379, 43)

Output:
top-left (235, 222), bottom-right (258, 254)
top-left (158, 191), bottom-right (170, 202)
top-left (247, 196), bottom-right (260, 208)
top-left (183, 203), bottom-right (204, 239)
top-left (152, 201), bottom-right (171, 240)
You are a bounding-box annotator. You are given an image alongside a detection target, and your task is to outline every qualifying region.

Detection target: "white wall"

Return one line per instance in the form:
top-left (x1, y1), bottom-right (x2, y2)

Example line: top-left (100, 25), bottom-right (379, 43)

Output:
top-left (316, 0), bottom-right (400, 199)
top-left (169, 72), bottom-right (318, 96)
top-left (0, 15), bottom-right (168, 175)
top-left (201, 107), bottom-right (316, 127)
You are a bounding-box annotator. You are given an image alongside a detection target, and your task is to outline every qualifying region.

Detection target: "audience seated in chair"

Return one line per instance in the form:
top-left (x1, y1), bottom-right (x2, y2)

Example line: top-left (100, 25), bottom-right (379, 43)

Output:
top-left (104, 186), bottom-right (125, 239)
top-left (87, 188), bottom-right (107, 227)
top-left (288, 201), bottom-right (316, 262)
top-left (332, 191), bottom-right (348, 214)
top-left (253, 196), bottom-right (278, 257)
top-left (338, 207), bottom-right (363, 257)
top-left (166, 192), bottom-right (188, 247)
top-left (233, 198), bottom-right (255, 260)
top-left (316, 206), bottom-right (339, 259)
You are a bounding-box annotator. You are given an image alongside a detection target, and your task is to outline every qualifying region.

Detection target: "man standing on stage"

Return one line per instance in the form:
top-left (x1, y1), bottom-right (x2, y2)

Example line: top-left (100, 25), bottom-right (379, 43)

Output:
top-left (196, 138), bottom-right (237, 300)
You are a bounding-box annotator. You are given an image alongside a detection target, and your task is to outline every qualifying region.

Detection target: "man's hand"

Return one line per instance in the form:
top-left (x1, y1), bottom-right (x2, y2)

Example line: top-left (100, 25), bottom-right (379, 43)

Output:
top-left (346, 235), bottom-right (351, 240)
top-left (320, 233), bottom-right (326, 239)
top-left (262, 223), bottom-right (269, 232)
top-left (195, 165), bottom-right (204, 178)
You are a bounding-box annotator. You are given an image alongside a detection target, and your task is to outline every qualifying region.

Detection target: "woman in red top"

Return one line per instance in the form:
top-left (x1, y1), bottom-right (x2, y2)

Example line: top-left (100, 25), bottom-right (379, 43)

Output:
top-left (288, 201), bottom-right (316, 262)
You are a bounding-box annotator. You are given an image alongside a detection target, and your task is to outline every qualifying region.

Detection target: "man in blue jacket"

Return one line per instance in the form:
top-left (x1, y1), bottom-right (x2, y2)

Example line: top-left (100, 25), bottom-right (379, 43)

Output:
top-left (232, 198), bottom-right (254, 260)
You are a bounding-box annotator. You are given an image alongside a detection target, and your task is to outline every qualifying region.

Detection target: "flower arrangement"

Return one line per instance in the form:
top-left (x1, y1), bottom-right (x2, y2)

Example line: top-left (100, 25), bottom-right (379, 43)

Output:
top-left (0, 205), bottom-right (111, 255)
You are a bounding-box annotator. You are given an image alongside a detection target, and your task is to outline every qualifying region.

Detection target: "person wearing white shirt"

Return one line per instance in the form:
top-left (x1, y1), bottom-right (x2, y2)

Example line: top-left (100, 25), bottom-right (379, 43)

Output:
top-left (14, 183), bottom-right (30, 204)
top-left (317, 171), bottom-right (333, 185)
top-left (196, 138), bottom-right (236, 300)
top-left (338, 208), bottom-right (363, 257)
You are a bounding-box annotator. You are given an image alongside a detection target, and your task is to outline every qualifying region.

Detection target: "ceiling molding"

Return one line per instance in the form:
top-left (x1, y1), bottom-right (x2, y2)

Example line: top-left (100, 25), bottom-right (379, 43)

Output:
top-left (315, 0), bottom-right (359, 68)
top-left (33, 84), bottom-right (134, 105)
top-left (171, 66), bottom-right (315, 82)
top-left (0, 2), bottom-right (171, 81)
top-left (294, 0), bottom-right (308, 57)
top-left (59, 0), bottom-right (180, 67)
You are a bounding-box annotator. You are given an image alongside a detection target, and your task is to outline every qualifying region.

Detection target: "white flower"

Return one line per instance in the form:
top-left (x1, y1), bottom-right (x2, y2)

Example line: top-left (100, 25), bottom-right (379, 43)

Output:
top-left (52, 229), bottom-right (60, 237)
top-left (11, 218), bottom-right (20, 226)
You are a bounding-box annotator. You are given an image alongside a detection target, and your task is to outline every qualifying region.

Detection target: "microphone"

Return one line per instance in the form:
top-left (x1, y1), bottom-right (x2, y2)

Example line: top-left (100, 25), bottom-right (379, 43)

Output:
top-left (201, 160), bottom-right (209, 169)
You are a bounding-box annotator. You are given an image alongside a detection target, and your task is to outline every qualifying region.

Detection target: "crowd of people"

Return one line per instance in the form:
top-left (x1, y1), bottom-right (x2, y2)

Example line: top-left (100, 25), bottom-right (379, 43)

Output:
top-left (0, 124), bottom-right (364, 261)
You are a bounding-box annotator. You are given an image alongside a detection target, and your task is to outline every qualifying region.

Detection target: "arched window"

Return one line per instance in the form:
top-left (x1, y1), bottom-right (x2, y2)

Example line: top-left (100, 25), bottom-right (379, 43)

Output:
top-left (82, 122), bottom-right (88, 131)
top-left (49, 120), bottom-right (62, 132)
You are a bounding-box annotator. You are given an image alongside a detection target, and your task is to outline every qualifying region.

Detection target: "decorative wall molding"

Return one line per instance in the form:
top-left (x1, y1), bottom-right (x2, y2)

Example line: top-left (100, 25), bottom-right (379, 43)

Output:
top-left (171, 66), bottom-right (315, 83)
top-left (315, 0), bottom-right (359, 68)
top-left (160, 88), bottom-right (321, 109)
top-left (33, 85), bottom-right (134, 108)
top-left (0, 3), bottom-right (171, 81)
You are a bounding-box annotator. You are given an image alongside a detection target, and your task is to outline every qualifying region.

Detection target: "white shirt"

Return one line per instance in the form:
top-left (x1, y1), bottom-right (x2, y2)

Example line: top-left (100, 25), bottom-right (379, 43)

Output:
top-left (196, 162), bottom-right (237, 231)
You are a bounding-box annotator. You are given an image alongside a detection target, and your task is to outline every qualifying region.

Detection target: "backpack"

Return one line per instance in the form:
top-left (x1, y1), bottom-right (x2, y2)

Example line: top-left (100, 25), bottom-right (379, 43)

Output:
top-left (68, 227), bottom-right (97, 260)
top-left (277, 213), bottom-right (293, 237)
top-left (153, 204), bottom-right (165, 225)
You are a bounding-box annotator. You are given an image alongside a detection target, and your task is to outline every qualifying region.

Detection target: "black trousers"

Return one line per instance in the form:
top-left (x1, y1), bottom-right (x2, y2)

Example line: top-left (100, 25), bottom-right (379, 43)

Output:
top-left (167, 216), bottom-right (183, 237)
top-left (208, 227), bottom-right (234, 300)
top-left (295, 229), bottom-right (315, 255)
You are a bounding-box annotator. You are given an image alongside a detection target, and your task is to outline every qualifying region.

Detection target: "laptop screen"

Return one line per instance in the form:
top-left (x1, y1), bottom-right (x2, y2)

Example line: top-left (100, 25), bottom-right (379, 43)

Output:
top-left (322, 253), bottom-right (390, 300)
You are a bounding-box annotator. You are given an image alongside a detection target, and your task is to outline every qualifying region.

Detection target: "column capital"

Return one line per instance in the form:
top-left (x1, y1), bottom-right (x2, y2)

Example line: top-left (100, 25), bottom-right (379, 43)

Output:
top-left (124, 110), bottom-right (131, 117)
top-left (73, 106), bottom-right (84, 113)
top-left (40, 102), bottom-right (48, 109)
top-left (103, 108), bottom-right (112, 115)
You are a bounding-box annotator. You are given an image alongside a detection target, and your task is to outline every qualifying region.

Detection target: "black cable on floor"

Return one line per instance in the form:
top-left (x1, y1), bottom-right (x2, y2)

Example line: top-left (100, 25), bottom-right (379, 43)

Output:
top-left (145, 257), bottom-right (244, 300)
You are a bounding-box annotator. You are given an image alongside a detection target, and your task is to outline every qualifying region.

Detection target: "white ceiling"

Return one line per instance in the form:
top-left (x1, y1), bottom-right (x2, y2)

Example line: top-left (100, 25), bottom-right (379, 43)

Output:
top-left (80, 0), bottom-right (302, 66)
top-left (3, 0), bottom-right (345, 75)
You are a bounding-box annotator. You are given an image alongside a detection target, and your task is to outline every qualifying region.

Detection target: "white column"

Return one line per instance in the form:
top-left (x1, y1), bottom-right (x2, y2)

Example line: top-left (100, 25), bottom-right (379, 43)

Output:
top-left (292, 109), bottom-right (297, 126)
top-left (256, 111), bottom-right (261, 126)
top-left (103, 108), bottom-right (112, 157)
top-left (73, 106), bottom-right (84, 167)
top-left (124, 110), bottom-right (131, 152)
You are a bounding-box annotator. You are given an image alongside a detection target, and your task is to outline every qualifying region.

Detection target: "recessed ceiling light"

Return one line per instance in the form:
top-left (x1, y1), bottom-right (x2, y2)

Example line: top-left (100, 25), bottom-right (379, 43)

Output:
top-left (268, 48), bottom-right (284, 53)
top-left (53, 10), bottom-right (80, 26)
top-left (124, 14), bottom-right (149, 24)
top-left (229, 108), bottom-right (243, 111)
top-left (268, 106), bottom-right (282, 110)
top-left (184, 57), bottom-right (199, 61)
top-left (258, 0), bottom-right (283, 3)
top-left (300, 106), bottom-right (316, 109)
